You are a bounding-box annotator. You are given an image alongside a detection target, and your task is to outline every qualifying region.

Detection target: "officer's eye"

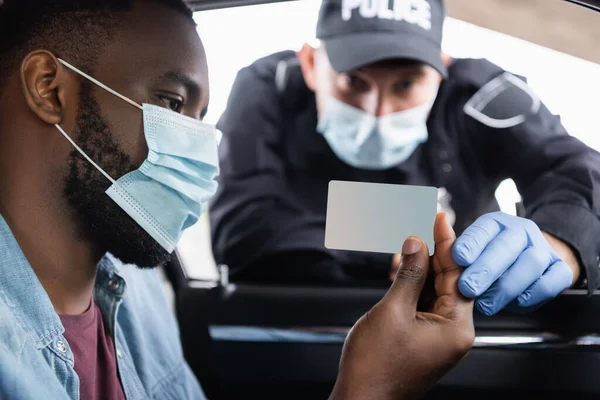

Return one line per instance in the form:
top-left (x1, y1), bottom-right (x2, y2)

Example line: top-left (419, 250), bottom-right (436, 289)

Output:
top-left (396, 80), bottom-right (415, 91)
top-left (346, 74), bottom-right (359, 86)
top-left (157, 95), bottom-right (184, 113)
top-left (341, 73), bottom-right (369, 92)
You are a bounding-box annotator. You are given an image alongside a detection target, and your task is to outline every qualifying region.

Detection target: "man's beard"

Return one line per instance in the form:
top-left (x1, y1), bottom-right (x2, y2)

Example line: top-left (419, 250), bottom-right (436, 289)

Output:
top-left (64, 81), bottom-right (171, 268)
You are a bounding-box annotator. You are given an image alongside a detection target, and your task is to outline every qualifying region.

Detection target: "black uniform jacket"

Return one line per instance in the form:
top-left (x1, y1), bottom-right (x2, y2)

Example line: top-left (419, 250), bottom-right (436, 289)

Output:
top-left (210, 50), bottom-right (600, 292)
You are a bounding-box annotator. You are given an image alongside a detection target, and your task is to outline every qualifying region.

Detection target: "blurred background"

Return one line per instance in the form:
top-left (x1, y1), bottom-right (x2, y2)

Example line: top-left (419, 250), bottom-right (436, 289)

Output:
top-left (177, 0), bottom-right (600, 281)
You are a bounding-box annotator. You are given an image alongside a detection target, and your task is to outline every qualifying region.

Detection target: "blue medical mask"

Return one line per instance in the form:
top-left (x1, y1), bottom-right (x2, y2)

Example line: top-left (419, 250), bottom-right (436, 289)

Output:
top-left (54, 59), bottom-right (221, 253)
top-left (317, 94), bottom-right (436, 170)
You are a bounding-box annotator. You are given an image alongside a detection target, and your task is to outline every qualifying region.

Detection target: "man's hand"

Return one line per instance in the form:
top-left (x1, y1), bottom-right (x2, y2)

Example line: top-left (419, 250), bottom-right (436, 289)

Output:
top-left (330, 214), bottom-right (475, 400)
top-left (390, 253), bottom-right (401, 281)
top-left (452, 212), bottom-right (579, 316)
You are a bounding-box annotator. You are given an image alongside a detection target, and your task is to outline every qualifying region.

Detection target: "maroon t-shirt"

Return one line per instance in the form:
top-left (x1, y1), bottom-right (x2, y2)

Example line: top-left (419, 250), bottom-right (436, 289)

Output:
top-left (59, 300), bottom-right (126, 400)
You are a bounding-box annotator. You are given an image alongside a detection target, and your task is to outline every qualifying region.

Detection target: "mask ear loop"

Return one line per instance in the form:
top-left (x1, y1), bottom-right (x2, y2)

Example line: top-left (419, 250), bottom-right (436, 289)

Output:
top-left (57, 58), bottom-right (143, 111)
top-left (53, 58), bottom-right (144, 184)
top-left (54, 124), bottom-right (116, 184)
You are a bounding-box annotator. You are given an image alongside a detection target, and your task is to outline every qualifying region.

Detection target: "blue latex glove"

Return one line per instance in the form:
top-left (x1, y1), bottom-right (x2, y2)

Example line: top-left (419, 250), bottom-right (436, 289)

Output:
top-left (452, 212), bottom-right (573, 316)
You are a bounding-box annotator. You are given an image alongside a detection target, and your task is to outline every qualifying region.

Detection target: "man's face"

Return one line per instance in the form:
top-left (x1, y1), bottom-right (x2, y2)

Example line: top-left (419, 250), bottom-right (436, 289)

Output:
top-left (301, 45), bottom-right (443, 117)
top-left (63, 2), bottom-right (209, 267)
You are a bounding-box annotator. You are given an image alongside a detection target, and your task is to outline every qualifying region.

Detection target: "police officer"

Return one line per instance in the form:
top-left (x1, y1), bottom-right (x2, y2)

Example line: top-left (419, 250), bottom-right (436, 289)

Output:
top-left (210, 0), bottom-right (600, 316)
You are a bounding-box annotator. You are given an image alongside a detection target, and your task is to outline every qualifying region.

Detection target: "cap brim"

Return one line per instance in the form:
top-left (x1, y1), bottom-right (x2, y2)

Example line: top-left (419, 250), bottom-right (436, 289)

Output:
top-left (323, 32), bottom-right (447, 77)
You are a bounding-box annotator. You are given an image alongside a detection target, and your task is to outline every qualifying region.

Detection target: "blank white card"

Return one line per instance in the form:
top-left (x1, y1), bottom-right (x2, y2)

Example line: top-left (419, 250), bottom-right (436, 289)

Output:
top-left (325, 181), bottom-right (438, 256)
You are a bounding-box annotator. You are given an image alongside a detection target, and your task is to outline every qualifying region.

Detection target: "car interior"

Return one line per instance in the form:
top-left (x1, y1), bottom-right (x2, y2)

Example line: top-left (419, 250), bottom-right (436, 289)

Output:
top-left (155, 1), bottom-right (600, 399)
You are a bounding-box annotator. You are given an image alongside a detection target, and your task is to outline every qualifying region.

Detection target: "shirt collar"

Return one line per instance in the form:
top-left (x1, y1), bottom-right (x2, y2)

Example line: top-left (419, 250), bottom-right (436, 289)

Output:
top-left (0, 214), bottom-right (63, 349)
top-left (0, 214), bottom-right (125, 349)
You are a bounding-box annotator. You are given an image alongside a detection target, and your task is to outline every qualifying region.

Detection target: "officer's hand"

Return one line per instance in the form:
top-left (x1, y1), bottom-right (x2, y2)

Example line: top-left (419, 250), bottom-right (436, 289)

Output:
top-left (330, 214), bottom-right (475, 400)
top-left (453, 212), bottom-right (574, 316)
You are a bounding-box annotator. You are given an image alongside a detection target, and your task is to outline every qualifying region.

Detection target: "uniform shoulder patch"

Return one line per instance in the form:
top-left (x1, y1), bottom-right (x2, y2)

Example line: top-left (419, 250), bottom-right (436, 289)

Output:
top-left (275, 57), bottom-right (301, 94)
top-left (463, 72), bottom-right (541, 129)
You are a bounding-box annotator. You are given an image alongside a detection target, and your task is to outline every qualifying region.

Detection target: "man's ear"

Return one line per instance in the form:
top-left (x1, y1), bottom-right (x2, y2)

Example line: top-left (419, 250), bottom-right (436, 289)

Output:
top-left (20, 51), bottom-right (69, 126)
top-left (442, 52), bottom-right (452, 67)
top-left (297, 43), bottom-right (317, 92)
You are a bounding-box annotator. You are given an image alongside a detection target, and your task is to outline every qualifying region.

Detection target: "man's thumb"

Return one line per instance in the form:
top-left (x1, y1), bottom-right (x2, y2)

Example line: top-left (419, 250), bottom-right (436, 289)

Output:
top-left (386, 236), bottom-right (430, 311)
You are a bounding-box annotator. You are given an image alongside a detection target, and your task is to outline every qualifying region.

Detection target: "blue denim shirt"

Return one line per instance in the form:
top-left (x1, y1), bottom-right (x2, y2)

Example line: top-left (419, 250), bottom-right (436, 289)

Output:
top-left (0, 215), bottom-right (207, 400)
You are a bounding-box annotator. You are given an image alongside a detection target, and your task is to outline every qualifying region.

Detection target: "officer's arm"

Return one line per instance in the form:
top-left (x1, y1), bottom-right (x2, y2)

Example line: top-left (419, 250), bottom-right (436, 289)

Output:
top-left (463, 72), bottom-right (600, 293)
top-left (209, 61), bottom-right (391, 284)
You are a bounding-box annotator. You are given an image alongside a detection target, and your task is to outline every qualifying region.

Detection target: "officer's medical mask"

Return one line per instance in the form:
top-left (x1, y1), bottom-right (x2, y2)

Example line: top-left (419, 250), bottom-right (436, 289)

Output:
top-left (54, 59), bottom-right (221, 253)
top-left (317, 93), bottom-right (437, 170)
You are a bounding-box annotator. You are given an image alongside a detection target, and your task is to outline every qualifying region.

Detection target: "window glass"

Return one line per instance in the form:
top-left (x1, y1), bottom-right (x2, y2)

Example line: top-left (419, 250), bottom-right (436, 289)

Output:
top-left (178, 1), bottom-right (600, 280)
